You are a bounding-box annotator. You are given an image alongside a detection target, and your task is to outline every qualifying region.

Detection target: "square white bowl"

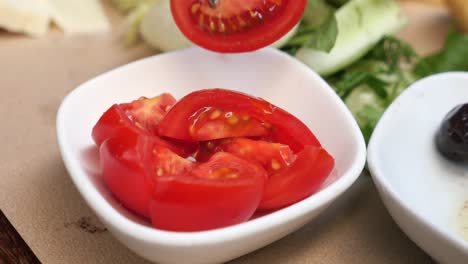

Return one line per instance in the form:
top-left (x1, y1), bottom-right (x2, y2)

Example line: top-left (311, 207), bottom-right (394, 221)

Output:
top-left (56, 47), bottom-right (366, 264)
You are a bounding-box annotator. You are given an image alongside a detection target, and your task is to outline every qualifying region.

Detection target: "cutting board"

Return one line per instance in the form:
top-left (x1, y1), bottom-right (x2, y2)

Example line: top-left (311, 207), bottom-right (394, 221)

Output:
top-left (0, 1), bottom-right (453, 263)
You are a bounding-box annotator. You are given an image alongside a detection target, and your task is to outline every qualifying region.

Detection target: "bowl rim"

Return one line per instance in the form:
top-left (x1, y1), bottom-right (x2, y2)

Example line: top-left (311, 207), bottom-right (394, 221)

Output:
top-left (367, 72), bottom-right (468, 254)
top-left (56, 47), bottom-right (367, 246)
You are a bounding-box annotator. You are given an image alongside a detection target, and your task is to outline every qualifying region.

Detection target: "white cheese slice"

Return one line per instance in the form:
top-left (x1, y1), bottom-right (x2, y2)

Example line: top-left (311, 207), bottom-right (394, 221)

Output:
top-left (0, 0), bottom-right (51, 36)
top-left (47, 0), bottom-right (110, 34)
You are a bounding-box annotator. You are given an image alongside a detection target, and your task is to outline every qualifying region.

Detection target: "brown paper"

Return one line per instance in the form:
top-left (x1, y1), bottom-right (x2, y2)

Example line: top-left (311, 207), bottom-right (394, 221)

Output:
top-left (0, 2), bottom-right (449, 263)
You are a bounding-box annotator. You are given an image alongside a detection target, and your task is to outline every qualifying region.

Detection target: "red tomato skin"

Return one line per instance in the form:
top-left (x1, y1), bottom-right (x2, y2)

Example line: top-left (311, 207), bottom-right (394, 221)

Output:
top-left (93, 94), bottom-right (176, 146)
top-left (150, 152), bottom-right (267, 231)
top-left (158, 89), bottom-right (320, 152)
top-left (92, 104), bottom-right (196, 157)
top-left (92, 104), bottom-right (143, 147)
top-left (100, 136), bottom-right (155, 219)
top-left (258, 145), bottom-right (335, 210)
top-left (170, 0), bottom-right (307, 53)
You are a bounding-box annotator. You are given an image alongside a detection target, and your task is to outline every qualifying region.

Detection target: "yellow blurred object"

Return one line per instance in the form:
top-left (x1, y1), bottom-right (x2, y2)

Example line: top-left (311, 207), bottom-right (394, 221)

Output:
top-left (400, 0), bottom-right (445, 5)
top-left (401, 0), bottom-right (468, 33)
top-left (445, 0), bottom-right (468, 32)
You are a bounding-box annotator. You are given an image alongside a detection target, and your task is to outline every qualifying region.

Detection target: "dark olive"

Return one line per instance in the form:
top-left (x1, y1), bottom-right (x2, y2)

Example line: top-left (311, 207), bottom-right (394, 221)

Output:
top-left (436, 103), bottom-right (468, 161)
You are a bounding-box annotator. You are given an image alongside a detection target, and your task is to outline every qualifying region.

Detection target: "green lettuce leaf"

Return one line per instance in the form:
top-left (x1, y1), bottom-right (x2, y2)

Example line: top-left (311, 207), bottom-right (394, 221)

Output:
top-left (281, 0), bottom-right (338, 54)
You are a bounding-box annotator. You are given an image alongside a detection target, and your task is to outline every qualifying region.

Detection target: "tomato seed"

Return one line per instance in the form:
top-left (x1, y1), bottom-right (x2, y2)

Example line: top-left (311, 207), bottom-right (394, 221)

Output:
top-left (209, 110), bottom-right (221, 119)
top-left (271, 159), bottom-right (281, 170)
top-left (191, 3), bottom-right (200, 14)
top-left (206, 141), bottom-right (215, 149)
top-left (237, 16), bottom-right (247, 28)
top-left (209, 19), bottom-right (216, 31)
top-left (218, 21), bottom-right (226, 33)
top-left (198, 14), bottom-right (205, 28)
top-left (227, 115), bottom-right (239, 125)
top-left (156, 167), bottom-right (164, 177)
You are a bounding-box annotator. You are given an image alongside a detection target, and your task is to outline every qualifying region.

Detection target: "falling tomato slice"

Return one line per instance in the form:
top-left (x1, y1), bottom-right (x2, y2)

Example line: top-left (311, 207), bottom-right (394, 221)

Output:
top-left (170, 0), bottom-right (307, 53)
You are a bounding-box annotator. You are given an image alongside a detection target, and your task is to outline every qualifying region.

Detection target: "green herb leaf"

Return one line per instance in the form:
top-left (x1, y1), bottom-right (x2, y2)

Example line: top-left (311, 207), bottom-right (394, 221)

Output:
top-left (365, 35), bottom-right (418, 70)
top-left (305, 13), bottom-right (338, 52)
top-left (356, 105), bottom-right (384, 142)
top-left (281, 0), bottom-right (338, 54)
top-left (414, 30), bottom-right (468, 77)
top-left (326, 36), bottom-right (418, 143)
top-left (302, 0), bottom-right (335, 27)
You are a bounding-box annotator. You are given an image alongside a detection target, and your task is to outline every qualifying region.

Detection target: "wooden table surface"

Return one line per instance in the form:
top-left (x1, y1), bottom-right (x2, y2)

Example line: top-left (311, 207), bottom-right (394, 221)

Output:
top-left (0, 1), bottom-right (453, 263)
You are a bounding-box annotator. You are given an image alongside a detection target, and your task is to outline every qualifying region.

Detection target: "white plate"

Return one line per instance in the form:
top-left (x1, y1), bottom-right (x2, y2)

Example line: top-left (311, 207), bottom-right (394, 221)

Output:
top-left (368, 72), bottom-right (468, 264)
top-left (57, 47), bottom-right (366, 264)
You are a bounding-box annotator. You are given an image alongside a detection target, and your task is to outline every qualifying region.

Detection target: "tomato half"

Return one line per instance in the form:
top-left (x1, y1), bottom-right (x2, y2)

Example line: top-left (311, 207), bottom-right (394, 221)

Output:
top-left (258, 145), bottom-right (335, 210)
top-left (150, 152), bottom-right (267, 231)
top-left (170, 0), bottom-right (307, 53)
top-left (158, 89), bottom-right (320, 152)
top-left (92, 94), bottom-right (196, 157)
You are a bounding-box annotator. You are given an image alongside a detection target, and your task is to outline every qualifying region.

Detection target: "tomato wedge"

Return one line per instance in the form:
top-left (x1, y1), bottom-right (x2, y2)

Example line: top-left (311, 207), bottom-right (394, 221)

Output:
top-left (170, 0), bottom-right (307, 53)
top-left (258, 145), bottom-right (335, 210)
top-left (100, 136), bottom-right (155, 218)
top-left (158, 89), bottom-right (320, 152)
top-left (150, 152), bottom-right (267, 231)
top-left (92, 94), bottom-right (196, 157)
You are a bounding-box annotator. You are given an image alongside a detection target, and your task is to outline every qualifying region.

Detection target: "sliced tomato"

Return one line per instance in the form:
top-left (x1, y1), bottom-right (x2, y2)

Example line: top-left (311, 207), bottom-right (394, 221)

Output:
top-left (123, 94), bottom-right (177, 135)
top-left (258, 145), bottom-right (335, 210)
top-left (195, 138), bottom-right (296, 175)
top-left (92, 94), bottom-right (196, 157)
top-left (170, 0), bottom-right (307, 53)
top-left (150, 152), bottom-right (267, 231)
top-left (158, 89), bottom-right (320, 152)
top-left (100, 135), bottom-right (155, 218)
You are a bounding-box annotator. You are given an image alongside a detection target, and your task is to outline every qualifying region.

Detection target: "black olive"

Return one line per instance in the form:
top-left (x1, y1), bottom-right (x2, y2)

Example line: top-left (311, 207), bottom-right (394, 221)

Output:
top-left (436, 103), bottom-right (468, 161)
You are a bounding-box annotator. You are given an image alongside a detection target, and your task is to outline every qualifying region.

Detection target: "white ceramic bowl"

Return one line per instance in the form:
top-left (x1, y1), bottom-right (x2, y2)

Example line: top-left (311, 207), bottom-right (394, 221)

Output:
top-left (368, 72), bottom-right (468, 264)
top-left (57, 47), bottom-right (366, 264)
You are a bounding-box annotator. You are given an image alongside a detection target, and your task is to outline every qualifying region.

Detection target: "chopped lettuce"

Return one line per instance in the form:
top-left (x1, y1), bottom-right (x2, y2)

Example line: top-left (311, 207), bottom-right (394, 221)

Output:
top-left (294, 0), bottom-right (407, 76)
top-left (327, 36), bottom-right (418, 142)
top-left (281, 0), bottom-right (338, 55)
